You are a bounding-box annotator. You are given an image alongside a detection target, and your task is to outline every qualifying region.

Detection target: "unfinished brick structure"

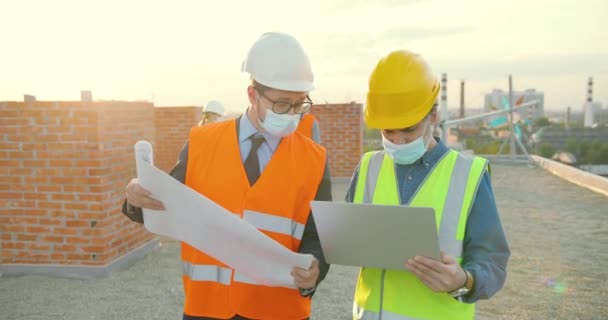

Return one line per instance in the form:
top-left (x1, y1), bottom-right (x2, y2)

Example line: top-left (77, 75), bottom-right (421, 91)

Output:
top-left (0, 98), bottom-right (361, 277)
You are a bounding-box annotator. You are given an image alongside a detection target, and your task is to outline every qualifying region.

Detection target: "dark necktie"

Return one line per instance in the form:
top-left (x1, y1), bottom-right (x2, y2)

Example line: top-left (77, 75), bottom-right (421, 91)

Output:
top-left (244, 135), bottom-right (265, 185)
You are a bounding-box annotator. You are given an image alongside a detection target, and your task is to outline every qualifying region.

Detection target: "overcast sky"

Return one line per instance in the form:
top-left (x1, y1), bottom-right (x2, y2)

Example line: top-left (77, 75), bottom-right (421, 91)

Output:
top-left (1, 0), bottom-right (606, 112)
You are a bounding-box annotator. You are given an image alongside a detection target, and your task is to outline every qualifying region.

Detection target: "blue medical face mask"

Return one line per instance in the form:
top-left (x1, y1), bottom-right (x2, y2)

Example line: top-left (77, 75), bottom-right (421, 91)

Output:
top-left (382, 121), bottom-right (432, 165)
top-left (256, 96), bottom-right (300, 137)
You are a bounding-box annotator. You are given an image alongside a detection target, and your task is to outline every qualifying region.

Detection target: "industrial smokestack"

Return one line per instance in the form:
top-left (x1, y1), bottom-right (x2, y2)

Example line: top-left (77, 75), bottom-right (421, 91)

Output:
top-left (584, 77), bottom-right (595, 128)
top-left (440, 73), bottom-right (448, 142)
top-left (441, 73), bottom-right (448, 114)
top-left (459, 80), bottom-right (465, 118)
top-left (587, 77), bottom-right (593, 103)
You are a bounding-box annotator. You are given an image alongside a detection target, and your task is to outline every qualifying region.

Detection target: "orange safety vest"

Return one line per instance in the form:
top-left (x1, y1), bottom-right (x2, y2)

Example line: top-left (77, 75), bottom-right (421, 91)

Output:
top-left (183, 119), bottom-right (326, 319)
top-left (296, 114), bottom-right (316, 139)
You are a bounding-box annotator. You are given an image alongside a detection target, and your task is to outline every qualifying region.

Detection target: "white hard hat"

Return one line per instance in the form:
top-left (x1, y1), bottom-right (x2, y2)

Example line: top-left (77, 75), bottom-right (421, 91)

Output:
top-left (203, 100), bottom-right (225, 116)
top-left (242, 32), bottom-right (314, 92)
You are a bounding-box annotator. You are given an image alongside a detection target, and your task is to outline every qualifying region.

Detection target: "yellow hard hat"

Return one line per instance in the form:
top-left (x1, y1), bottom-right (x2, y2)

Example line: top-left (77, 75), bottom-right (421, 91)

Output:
top-left (365, 50), bottom-right (440, 129)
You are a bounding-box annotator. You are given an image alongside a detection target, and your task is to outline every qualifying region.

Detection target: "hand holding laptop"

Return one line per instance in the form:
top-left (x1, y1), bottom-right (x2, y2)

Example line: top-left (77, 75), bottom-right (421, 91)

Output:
top-left (406, 251), bottom-right (468, 292)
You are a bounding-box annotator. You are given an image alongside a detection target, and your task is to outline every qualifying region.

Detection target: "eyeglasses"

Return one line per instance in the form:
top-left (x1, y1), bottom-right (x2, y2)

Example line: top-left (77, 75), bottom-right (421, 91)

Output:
top-left (256, 90), bottom-right (313, 114)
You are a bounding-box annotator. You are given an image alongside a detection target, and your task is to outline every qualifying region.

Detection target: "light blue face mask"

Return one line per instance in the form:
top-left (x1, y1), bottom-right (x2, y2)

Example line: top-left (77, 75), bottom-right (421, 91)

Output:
top-left (257, 96), bottom-right (300, 137)
top-left (382, 122), bottom-right (432, 165)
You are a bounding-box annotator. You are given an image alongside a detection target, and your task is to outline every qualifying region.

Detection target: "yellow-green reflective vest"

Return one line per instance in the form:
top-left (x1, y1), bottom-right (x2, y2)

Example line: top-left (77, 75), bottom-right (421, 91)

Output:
top-left (352, 149), bottom-right (488, 320)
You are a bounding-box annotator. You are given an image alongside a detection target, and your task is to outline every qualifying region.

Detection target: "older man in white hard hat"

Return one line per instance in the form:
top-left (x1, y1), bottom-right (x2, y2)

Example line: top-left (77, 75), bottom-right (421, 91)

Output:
top-left (198, 100), bottom-right (226, 126)
top-left (122, 32), bottom-right (331, 320)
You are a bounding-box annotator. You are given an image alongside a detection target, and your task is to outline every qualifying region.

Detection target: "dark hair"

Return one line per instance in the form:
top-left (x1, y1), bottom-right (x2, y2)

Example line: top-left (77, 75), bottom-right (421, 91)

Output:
top-left (251, 79), bottom-right (272, 92)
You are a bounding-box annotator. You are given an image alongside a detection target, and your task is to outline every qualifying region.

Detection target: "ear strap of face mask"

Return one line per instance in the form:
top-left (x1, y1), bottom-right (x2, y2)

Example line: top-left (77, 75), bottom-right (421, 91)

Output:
top-left (422, 118), bottom-right (434, 148)
top-left (255, 94), bottom-right (266, 124)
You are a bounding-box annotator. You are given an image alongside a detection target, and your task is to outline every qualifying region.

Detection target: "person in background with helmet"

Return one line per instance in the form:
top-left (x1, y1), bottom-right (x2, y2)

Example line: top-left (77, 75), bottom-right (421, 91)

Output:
top-left (296, 112), bottom-right (321, 143)
top-left (121, 32), bottom-right (331, 320)
top-left (198, 100), bottom-right (225, 126)
top-left (346, 50), bottom-right (510, 320)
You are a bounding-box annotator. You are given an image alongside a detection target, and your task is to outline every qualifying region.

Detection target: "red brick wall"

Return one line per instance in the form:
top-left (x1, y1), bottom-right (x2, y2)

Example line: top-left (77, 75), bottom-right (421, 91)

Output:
top-left (0, 101), bottom-right (154, 266)
top-left (154, 107), bottom-right (201, 173)
top-left (151, 105), bottom-right (363, 177)
top-left (311, 103), bottom-right (363, 178)
top-left (0, 100), bottom-right (362, 267)
top-left (96, 102), bottom-right (156, 263)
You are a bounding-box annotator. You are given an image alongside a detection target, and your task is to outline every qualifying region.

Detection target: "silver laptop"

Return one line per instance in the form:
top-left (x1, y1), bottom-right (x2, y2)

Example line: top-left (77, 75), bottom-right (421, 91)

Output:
top-left (310, 201), bottom-right (440, 270)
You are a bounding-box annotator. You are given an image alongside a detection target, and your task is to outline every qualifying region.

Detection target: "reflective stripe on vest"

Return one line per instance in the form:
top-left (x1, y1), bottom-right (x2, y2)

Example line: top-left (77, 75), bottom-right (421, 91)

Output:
top-left (361, 151), bottom-right (473, 258)
top-left (243, 210), bottom-right (306, 240)
top-left (183, 262), bottom-right (232, 285)
top-left (354, 303), bottom-right (423, 320)
top-left (181, 263), bottom-right (276, 287)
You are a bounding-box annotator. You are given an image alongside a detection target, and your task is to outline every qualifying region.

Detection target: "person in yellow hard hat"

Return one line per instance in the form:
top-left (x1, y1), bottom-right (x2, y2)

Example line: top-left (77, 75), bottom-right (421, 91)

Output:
top-left (345, 50), bottom-right (510, 320)
top-left (198, 100), bottom-right (225, 126)
top-left (122, 32), bottom-right (332, 320)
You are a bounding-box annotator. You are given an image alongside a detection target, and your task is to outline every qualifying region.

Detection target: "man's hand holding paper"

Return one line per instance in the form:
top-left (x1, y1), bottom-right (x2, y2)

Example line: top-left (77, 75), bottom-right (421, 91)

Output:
top-left (132, 140), bottom-right (314, 288)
